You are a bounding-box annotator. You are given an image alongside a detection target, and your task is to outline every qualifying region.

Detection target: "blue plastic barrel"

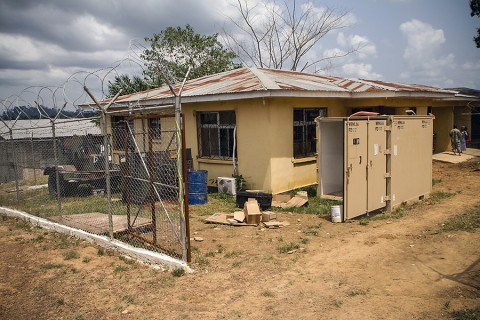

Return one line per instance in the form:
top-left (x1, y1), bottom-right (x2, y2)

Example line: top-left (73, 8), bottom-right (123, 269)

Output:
top-left (187, 170), bottom-right (208, 205)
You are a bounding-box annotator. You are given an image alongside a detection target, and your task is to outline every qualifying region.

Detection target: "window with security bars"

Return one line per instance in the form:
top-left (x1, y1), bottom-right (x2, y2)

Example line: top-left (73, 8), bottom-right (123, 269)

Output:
top-left (197, 111), bottom-right (236, 160)
top-left (148, 117), bottom-right (161, 139)
top-left (293, 108), bottom-right (327, 158)
top-left (112, 116), bottom-right (134, 150)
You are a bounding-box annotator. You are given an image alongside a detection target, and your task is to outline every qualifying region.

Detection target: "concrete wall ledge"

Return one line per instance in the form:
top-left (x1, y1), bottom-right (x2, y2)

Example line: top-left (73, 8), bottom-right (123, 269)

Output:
top-left (0, 206), bottom-right (192, 273)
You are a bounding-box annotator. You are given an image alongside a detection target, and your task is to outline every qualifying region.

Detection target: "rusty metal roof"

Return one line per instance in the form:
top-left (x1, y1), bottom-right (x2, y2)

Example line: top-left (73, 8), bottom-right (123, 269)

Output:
top-left (106, 67), bottom-right (469, 106)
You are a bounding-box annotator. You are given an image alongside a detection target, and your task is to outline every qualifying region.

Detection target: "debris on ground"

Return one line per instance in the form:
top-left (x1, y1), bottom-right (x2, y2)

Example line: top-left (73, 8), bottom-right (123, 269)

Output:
top-left (272, 191), bottom-right (308, 208)
top-left (205, 198), bottom-right (289, 227)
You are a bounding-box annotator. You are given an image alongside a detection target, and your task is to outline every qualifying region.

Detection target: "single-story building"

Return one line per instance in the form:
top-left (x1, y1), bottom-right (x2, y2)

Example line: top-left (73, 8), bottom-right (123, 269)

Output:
top-left (99, 67), bottom-right (479, 194)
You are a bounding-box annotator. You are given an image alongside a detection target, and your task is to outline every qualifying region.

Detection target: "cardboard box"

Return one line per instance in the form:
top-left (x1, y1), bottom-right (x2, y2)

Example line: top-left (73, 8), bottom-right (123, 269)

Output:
top-left (262, 211), bottom-right (280, 222)
top-left (244, 198), bottom-right (262, 225)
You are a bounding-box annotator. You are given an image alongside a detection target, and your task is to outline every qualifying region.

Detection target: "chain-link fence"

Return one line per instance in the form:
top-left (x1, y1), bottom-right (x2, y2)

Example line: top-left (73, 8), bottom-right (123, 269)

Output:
top-left (0, 111), bottom-right (189, 261)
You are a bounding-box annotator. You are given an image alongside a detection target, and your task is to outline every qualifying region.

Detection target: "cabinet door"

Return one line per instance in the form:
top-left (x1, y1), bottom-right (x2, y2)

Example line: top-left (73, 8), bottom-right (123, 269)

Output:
top-left (344, 120), bottom-right (368, 219)
top-left (367, 120), bottom-right (387, 212)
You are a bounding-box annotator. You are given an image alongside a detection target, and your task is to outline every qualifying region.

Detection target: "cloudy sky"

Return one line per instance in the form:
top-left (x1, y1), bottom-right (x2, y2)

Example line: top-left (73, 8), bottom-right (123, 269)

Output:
top-left (0, 0), bottom-right (479, 105)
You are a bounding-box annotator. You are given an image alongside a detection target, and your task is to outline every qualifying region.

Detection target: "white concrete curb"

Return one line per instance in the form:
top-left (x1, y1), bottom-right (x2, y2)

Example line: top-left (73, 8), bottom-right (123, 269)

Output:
top-left (0, 206), bottom-right (192, 272)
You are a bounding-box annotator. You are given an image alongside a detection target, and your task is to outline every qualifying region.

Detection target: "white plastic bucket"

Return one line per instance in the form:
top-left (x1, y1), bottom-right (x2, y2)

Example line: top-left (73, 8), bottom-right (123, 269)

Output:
top-left (331, 205), bottom-right (342, 223)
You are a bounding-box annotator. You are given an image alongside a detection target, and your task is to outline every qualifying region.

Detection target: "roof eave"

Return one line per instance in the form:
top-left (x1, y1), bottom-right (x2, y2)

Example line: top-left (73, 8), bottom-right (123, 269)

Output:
top-left (109, 90), bottom-right (352, 108)
top-left (107, 89), bottom-right (466, 110)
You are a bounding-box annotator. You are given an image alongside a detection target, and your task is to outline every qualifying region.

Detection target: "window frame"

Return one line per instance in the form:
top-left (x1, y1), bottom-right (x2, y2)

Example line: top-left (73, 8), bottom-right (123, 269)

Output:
top-left (197, 110), bottom-right (236, 160)
top-left (148, 117), bottom-right (161, 140)
top-left (111, 116), bottom-right (134, 151)
top-left (293, 108), bottom-right (327, 159)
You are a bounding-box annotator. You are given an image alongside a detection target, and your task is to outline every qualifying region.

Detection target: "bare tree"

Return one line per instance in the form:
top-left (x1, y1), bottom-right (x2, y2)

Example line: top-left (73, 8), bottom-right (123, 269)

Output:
top-left (223, 0), bottom-right (361, 72)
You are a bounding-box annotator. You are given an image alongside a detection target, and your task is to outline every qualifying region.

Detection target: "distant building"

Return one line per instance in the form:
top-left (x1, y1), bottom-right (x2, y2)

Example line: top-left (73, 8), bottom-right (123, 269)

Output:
top-left (0, 119), bottom-right (100, 182)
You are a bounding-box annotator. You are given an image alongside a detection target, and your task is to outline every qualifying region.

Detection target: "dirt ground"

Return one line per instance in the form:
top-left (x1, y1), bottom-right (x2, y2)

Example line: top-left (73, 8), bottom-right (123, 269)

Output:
top-left (1, 159), bottom-right (479, 320)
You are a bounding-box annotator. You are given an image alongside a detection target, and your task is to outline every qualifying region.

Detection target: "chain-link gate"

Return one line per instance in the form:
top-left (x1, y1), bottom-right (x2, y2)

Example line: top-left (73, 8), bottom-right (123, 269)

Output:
top-left (110, 114), bottom-right (187, 259)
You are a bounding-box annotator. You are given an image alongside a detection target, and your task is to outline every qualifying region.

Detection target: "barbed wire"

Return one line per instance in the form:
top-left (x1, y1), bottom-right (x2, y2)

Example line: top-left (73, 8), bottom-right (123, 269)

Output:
top-left (0, 40), bottom-right (176, 131)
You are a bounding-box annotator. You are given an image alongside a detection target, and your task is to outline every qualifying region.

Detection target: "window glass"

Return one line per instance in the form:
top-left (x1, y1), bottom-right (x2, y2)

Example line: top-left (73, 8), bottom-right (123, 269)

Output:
top-left (293, 108), bottom-right (327, 158)
top-left (112, 116), bottom-right (134, 150)
top-left (197, 111), bottom-right (236, 160)
top-left (148, 118), bottom-right (161, 139)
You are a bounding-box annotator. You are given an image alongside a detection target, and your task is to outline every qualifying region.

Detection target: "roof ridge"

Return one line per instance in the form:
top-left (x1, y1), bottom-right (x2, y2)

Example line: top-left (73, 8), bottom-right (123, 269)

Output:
top-left (248, 67), bottom-right (280, 90)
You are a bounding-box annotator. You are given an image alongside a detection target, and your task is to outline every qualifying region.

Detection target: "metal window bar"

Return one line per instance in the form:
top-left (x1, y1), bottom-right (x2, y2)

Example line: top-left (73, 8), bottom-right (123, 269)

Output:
top-left (197, 111), bottom-right (236, 160)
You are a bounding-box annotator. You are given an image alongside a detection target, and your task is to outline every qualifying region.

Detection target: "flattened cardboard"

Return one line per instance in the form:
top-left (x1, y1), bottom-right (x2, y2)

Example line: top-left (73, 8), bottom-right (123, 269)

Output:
top-left (282, 192), bottom-right (308, 208)
top-left (205, 213), bottom-right (257, 226)
top-left (263, 221), bottom-right (290, 228)
top-left (272, 194), bottom-right (293, 202)
top-left (205, 213), bottom-right (233, 225)
top-left (233, 211), bottom-right (245, 222)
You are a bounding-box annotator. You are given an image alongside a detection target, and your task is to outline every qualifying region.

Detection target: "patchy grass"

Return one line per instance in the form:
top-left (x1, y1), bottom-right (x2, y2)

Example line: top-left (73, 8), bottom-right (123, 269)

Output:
top-left (432, 178), bottom-right (442, 186)
top-left (224, 250), bottom-right (243, 258)
top-left (367, 204), bottom-right (408, 221)
top-left (62, 250), bottom-right (80, 260)
top-left (272, 196), bottom-right (342, 216)
top-left (189, 192), bottom-right (238, 216)
top-left (194, 256), bottom-right (210, 266)
top-left (122, 294), bottom-right (136, 304)
top-left (232, 261), bottom-right (242, 267)
top-left (260, 289), bottom-right (276, 298)
top-left (40, 263), bottom-right (64, 270)
top-left (113, 265), bottom-right (128, 273)
top-left (348, 289), bottom-right (367, 297)
top-left (118, 255), bottom-right (135, 265)
top-left (0, 187), bottom-right (145, 221)
top-left (278, 242), bottom-right (300, 254)
top-left (426, 191), bottom-right (455, 205)
top-left (450, 307), bottom-right (480, 320)
top-left (54, 298), bottom-right (65, 307)
top-left (304, 223), bottom-right (322, 236)
top-left (361, 191), bottom-right (456, 222)
top-left (171, 268), bottom-right (185, 277)
top-left (300, 237), bottom-right (309, 244)
top-left (438, 205), bottom-right (480, 233)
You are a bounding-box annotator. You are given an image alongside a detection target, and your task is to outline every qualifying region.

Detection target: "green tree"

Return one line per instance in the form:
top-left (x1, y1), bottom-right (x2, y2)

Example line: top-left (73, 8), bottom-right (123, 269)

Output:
top-left (141, 25), bottom-right (241, 83)
top-left (107, 74), bottom-right (153, 97)
top-left (471, 0), bottom-right (480, 48)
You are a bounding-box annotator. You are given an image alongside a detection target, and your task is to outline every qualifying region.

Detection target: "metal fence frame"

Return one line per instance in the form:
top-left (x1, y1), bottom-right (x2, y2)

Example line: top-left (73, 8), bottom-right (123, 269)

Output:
top-left (0, 105), bottom-right (190, 262)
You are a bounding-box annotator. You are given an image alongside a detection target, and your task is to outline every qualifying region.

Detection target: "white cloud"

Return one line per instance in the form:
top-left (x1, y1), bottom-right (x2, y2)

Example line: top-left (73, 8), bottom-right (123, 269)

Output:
top-left (324, 32), bottom-right (380, 78)
top-left (399, 19), bottom-right (456, 83)
top-left (337, 32), bottom-right (377, 60)
top-left (323, 48), bottom-right (347, 59)
top-left (342, 63), bottom-right (382, 79)
top-left (463, 61), bottom-right (480, 70)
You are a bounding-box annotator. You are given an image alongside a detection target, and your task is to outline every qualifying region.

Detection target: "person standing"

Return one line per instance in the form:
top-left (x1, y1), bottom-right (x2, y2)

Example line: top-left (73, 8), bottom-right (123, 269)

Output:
top-left (449, 125), bottom-right (462, 155)
top-left (460, 126), bottom-right (469, 152)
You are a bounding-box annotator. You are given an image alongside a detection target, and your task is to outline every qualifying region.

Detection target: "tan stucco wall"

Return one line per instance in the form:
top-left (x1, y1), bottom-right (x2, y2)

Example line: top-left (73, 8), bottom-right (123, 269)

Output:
top-left (454, 106), bottom-right (471, 133)
top-left (106, 95), bottom-right (464, 194)
top-left (431, 107), bottom-right (454, 153)
top-left (182, 97), bottom-right (347, 193)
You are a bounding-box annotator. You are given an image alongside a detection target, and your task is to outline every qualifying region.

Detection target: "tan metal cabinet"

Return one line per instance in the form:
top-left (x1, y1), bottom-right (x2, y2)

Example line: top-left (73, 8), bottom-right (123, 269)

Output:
top-left (317, 115), bottom-right (434, 221)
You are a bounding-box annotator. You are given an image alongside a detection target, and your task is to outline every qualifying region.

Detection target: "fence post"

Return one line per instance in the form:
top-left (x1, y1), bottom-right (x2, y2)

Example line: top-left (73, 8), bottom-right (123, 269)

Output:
top-left (31, 132), bottom-right (36, 185)
top-left (9, 129), bottom-right (20, 201)
top-left (102, 111), bottom-right (114, 239)
top-left (51, 121), bottom-right (62, 214)
top-left (175, 96), bottom-right (188, 261)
